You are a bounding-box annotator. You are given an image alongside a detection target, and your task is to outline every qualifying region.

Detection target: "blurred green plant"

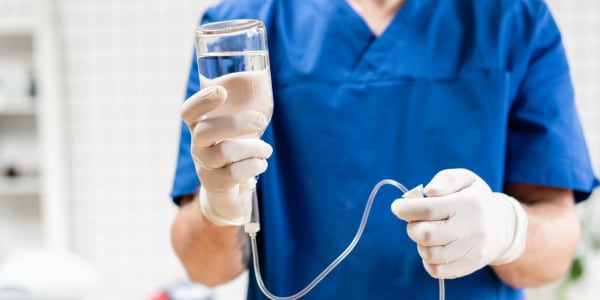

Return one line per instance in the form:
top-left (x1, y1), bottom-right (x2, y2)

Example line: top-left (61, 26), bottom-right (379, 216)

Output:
top-left (556, 200), bottom-right (600, 300)
top-left (557, 256), bottom-right (583, 300)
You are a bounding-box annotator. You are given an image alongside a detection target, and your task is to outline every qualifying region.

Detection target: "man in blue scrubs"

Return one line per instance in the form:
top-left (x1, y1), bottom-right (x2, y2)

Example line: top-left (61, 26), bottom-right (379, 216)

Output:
top-left (170, 0), bottom-right (599, 299)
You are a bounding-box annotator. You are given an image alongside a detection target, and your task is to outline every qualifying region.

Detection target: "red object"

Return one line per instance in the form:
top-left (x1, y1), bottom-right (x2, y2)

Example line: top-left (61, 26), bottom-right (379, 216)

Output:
top-left (149, 291), bottom-right (170, 300)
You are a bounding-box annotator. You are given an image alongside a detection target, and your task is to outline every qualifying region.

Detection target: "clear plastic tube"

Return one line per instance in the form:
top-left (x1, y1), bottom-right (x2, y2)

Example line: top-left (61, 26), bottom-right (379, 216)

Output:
top-left (245, 179), bottom-right (446, 300)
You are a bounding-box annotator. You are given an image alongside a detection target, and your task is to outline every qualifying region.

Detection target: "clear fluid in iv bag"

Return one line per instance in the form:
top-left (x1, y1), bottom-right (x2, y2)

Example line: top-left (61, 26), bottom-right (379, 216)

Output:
top-left (197, 51), bottom-right (274, 125)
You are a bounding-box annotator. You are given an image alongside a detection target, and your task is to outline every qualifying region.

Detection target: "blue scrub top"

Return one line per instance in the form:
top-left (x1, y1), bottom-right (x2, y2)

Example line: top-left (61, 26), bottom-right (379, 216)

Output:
top-left (172, 0), bottom-right (599, 299)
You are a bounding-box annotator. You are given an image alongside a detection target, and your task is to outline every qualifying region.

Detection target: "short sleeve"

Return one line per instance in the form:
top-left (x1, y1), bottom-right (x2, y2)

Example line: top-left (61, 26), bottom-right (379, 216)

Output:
top-left (505, 3), bottom-right (599, 201)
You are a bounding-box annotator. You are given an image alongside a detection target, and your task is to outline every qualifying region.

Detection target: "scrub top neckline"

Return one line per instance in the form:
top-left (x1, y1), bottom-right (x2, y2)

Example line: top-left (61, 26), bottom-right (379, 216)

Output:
top-left (340, 0), bottom-right (420, 38)
top-left (337, 0), bottom-right (424, 74)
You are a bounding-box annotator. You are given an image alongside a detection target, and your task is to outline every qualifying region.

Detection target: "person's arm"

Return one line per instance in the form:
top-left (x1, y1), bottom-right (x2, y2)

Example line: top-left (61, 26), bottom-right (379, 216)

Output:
top-left (492, 183), bottom-right (579, 288)
top-left (391, 168), bottom-right (582, 288)
top-left (171, 194), bottom-right (250, 287)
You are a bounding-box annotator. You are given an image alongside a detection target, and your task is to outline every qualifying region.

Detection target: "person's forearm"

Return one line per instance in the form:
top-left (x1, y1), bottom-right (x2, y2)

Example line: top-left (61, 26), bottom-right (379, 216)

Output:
top-left (492, 185), bottom-right (580, 288)
top-left (171, 194), bottom-right (249, 287)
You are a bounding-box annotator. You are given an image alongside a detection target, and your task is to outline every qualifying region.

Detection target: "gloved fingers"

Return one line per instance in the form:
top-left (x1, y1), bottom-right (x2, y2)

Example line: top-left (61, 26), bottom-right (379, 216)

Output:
top-left (417, 239), bottom-right (471, 265)
top-left (423, 168), bottom-right (478, 197)
top-left (229, 158), bottom-right (268, 182)
top-left (406, 220), bottom-right (458, 247)
top-left (391, 196), bottom-right (456, 222)
top-left (193, 138), bottom-right (273, 170)
top-left (421, 247), bottom-right (482, 279)
top-left (198, 157), bottom-right (268, 191)
top-left (181, 85), bottom-right (227, 127)
top-left (191, 110), bottom-right (268, 148)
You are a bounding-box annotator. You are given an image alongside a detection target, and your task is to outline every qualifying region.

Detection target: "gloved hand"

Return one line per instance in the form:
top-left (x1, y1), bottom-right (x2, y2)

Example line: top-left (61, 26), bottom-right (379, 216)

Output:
top-left (391, 169), bottom-right (528, 279)
top-left (181, 85), bottom-right (273, 226)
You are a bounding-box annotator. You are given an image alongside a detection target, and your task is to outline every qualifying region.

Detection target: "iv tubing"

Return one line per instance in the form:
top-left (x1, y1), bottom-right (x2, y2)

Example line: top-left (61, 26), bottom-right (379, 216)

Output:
top-left (245, 179), bottom-right (446, 300)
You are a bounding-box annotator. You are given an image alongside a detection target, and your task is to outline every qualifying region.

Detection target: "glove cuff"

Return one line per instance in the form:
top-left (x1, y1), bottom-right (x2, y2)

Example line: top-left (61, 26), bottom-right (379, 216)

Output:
top-left (199, 184), bottom-right (253, 227)
top-left (491, 193), bottom-right (528, 265)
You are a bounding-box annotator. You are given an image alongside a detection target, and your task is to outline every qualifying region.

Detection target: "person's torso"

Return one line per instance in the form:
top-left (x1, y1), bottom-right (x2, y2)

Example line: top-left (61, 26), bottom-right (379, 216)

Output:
top-left (202, 0), bottom-right (542, 299)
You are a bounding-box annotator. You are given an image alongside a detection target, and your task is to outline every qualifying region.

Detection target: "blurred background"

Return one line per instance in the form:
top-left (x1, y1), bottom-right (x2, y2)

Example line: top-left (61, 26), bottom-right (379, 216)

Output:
top-left (0, 0), bottom-right (598, 299)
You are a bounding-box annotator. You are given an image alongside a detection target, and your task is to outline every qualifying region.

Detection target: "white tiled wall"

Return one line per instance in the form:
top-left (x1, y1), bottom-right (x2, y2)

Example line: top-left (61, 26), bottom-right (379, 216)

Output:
top-left (527, 1), bottom-right (600, 299)
top-left (56, 0), bottom-right (211, 299)
top-left (52, 0), bottom-right (599, 300)
top-left (547, 0), bottom-right (600, 168)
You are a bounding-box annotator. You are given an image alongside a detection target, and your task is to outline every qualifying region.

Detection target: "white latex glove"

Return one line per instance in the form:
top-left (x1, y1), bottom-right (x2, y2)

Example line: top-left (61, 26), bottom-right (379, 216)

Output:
top-left (391, 169), bottom-right (528, 279)
top-left (181, 85), bottom-right (273, 226)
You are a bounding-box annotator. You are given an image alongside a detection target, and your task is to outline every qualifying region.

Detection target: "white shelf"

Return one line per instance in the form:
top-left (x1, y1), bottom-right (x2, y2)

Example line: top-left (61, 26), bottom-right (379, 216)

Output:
top-left (1, 0), bottom-right (69, 252)
top-left (0, 102), bottom-right (36, 116)
top-left (0, 176), bottom-right (39, 197)
top-left (0, 0), bottom-right (34, 36)
top-left (0, 23), bottom-right (33, 36)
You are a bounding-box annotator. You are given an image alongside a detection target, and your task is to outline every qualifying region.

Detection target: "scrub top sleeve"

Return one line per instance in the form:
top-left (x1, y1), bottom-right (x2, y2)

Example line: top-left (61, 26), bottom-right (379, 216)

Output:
top-left (505, 3), bottom-right (599, 201)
